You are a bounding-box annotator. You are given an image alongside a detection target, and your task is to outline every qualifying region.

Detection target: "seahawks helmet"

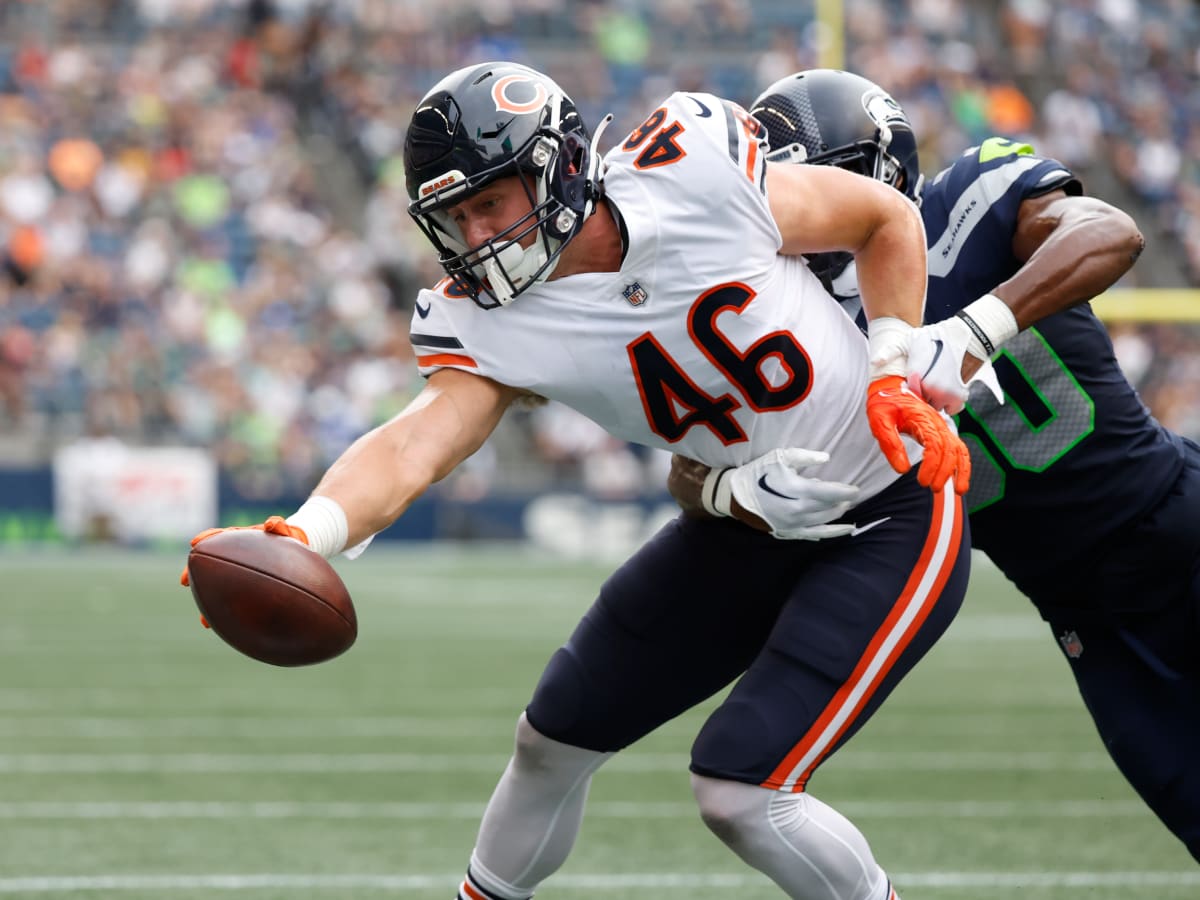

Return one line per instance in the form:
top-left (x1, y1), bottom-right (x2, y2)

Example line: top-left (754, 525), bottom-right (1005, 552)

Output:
top-left (404, 62), bottom-right (607, 309)
top-left (749, 69), bottom-right (922, 289)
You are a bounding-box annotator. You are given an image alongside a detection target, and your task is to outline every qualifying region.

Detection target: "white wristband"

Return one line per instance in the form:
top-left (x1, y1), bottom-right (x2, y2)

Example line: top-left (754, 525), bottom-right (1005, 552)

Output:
top-left (286, 495), bottom-right (349, 559)
top-left (956, 293), bottom-right (1019, 359)
top-left (867, 316), bottom-right (913, 380)
top-left (701, 467), bottom-right (734, 517)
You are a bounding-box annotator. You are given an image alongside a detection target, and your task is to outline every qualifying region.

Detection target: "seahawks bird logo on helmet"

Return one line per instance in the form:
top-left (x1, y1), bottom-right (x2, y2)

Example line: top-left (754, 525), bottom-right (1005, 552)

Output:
top-left (404, 62), bottom-right (610, 309)
top-left (750, 69), bottom-right (923, 291)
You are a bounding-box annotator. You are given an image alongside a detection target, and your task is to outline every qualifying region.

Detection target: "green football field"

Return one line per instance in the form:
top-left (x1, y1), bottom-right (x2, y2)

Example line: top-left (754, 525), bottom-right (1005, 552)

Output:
top-left (0, 545), bottom-right (1195, 899)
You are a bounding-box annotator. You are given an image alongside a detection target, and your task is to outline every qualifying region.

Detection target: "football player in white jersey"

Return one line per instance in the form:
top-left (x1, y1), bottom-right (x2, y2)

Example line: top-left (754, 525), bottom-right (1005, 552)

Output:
top-left (181, 62), bottom-right (972, 900)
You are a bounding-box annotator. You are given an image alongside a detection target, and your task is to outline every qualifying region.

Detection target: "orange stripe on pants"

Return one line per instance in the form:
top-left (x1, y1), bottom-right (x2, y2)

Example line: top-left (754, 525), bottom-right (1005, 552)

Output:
top-left (762, 485), bottom-right (964, 792)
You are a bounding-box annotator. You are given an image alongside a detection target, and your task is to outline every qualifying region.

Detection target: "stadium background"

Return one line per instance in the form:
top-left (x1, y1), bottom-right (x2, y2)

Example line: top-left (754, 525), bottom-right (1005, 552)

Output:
top-left (0, 0), bottom-right (1197, 549)
top-left (1, 2), bottom-right (1199, 898)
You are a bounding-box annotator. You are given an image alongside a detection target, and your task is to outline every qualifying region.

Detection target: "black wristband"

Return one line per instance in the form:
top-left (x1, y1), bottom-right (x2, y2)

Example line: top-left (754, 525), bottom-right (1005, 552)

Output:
top-left (955, 309), bottom-right (995, 356)
top-left (701, 467), bottom-right (731, 517)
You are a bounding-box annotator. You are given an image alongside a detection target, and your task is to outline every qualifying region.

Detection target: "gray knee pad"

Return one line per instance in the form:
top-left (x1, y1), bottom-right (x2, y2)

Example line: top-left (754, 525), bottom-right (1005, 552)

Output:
top-left (691, 774), bottom-right (888, 900)
top-left (472, 714), bottom-right (612, 893)
top-left (692, 770), bottom-right (771, 850)
top-left (510, 710), bottom-right (604, 775)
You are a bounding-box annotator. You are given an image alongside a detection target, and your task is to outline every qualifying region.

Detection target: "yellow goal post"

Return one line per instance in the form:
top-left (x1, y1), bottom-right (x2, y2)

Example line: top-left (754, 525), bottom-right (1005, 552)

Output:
top-left (1091, 289), bottom-right (1200, 323)
top-left (815, 0), bottom-right (845, 70)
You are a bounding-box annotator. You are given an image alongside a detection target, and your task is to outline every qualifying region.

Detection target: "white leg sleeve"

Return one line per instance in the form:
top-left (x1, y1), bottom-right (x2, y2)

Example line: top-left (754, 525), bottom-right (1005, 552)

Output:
top-left (468, 713), bottom-right (613, 897)
top-left (692, 774), bottom-right (891, 900)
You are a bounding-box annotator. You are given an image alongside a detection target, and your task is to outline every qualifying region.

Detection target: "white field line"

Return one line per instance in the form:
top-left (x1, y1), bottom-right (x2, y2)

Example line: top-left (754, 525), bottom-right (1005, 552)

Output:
top-left (0, 872), bottom-right (1197, 893)
top-left (0, 700), bottom-right (526, 715)
top-left (0, 716), bottom-right (519, 739)
top-left (0, 712), bottom-right (1093, 740)
top-left (0, 614), bottom-right (1049, 649)
top-left (0, 750), bottom-right (1118, 773)
top-left (0, 799), bottom-right (1154, 820)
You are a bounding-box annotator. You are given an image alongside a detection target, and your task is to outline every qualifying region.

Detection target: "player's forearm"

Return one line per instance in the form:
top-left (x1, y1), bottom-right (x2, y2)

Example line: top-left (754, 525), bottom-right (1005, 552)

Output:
top-left (855, 192), bottom-right (928, 382)
top-left (308, 371), bottom-right (515, 549)
top-left (310, 422), bottom-right (443, 547)
top-left (855, 192), bottom-right (927, 328)
top-left (998, 201), bottom-right (1144, 330)
top-left (769, 165), bottom-right (927, 324)
top-left (668, 453), bottom-right (710, 517)
top-left (668, 453), bottom-right (772, 533)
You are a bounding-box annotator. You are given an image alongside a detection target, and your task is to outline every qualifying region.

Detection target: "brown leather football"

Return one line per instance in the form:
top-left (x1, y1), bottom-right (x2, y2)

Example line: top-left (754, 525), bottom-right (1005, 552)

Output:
top-left (187, 529), bottom-right (356, 667)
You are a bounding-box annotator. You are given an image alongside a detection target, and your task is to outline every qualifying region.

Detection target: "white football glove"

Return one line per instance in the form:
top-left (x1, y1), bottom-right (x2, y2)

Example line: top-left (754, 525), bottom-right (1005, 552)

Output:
top-left (867, 316), bottom-right (912, 380)
top-left (906, 316), bottom-right (1004, 415)
top-left (702, 448), bottom-right (860, 540)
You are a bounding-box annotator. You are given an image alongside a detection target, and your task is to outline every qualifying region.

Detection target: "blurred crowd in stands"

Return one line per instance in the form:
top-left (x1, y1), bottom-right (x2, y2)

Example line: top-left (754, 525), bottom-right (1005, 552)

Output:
top-left (0, 0), bottom-right (1197, 502)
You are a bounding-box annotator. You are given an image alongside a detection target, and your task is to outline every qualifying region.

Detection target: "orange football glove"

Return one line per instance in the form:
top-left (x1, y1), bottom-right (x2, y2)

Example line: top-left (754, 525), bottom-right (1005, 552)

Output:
top-left (179, 516), bottom-right (309, 589)
top-left (866, 375), bottom-right (971, 494)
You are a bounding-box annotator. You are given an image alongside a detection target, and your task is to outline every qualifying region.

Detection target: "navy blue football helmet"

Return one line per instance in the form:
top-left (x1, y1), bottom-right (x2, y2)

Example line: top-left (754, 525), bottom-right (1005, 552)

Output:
top-left (404, 62), bottom-right (607, 309)
top-left (750, 69), bottom-right (922, 289)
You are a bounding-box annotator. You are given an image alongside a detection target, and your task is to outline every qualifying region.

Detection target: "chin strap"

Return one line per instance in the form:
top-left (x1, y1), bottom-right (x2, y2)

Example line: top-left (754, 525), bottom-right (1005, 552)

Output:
top-left (910, 172), bottom-right (925, 208)
top-left (484, 243), bottom-right (536, 306)
top-left (583, 113), bottom-right (613, 217)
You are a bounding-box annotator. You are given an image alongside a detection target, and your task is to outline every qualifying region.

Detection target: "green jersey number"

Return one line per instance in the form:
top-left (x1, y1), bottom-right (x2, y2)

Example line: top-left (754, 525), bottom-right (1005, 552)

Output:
top-left (960, 328), bottom-right (1095, 512)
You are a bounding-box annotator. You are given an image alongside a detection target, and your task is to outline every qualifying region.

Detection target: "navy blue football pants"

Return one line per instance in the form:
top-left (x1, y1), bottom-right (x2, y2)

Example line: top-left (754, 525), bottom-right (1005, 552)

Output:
top-left (526, 471), bottom-right (970, 791)
top-left (1037, 440), bottom-right (1200, 862)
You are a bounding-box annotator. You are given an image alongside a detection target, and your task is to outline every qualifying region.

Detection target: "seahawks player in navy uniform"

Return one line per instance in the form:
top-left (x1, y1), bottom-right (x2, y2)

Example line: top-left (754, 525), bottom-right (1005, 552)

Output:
top-left (671, 70), bottom-right (1200, 863)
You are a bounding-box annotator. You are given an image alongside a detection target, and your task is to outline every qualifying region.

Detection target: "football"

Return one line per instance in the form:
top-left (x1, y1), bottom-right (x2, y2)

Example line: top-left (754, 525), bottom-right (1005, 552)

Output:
top-left (186, 529), bottom-right (357, 667)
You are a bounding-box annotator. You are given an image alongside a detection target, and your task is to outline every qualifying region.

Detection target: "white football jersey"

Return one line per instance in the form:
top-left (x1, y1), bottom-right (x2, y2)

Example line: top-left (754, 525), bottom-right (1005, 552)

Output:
top-left (410, 92), bottom-right (918, 502)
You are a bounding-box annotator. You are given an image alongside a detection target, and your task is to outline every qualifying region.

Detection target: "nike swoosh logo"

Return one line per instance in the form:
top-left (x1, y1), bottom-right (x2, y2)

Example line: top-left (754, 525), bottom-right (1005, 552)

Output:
top-left (757, 474), bottom-right (795, 500)
top-left (689, 96), bottom-right (712, 118)
top-left (850, 517), bottom-right (891, 537)
top-left (920, 339), bottom-right (944, 379)
top-left (414, 300), bottom-right (431, 319)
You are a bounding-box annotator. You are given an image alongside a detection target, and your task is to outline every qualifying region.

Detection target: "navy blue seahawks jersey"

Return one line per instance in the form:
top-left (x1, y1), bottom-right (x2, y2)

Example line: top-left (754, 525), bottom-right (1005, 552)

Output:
top-left (920, 138), bottom-right (1185, 595)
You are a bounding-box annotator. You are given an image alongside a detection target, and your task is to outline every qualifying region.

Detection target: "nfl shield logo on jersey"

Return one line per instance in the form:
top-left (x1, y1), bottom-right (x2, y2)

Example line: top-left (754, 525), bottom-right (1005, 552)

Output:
top-left (1059, 630), bottom-right (1084, 658)
top-left (622, 282), bottom-right (649, 307)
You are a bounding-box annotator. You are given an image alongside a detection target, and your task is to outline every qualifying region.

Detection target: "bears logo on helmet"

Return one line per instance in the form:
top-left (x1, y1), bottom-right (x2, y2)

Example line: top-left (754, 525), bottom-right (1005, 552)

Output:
top-left (491, 75), bottom-right (550, 115)
top-left (404, 62), bottom-right (610, 309)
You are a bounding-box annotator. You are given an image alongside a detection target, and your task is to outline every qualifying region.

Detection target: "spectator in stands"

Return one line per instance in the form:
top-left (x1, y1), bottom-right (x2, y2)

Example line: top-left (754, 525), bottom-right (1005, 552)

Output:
top-left (0, 0), bottom-right (1197, 507)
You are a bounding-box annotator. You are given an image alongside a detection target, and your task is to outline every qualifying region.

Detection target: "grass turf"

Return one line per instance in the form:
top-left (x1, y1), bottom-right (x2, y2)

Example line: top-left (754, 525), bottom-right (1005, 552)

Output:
top-left (0, 545), bottom-right (1194, 898)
